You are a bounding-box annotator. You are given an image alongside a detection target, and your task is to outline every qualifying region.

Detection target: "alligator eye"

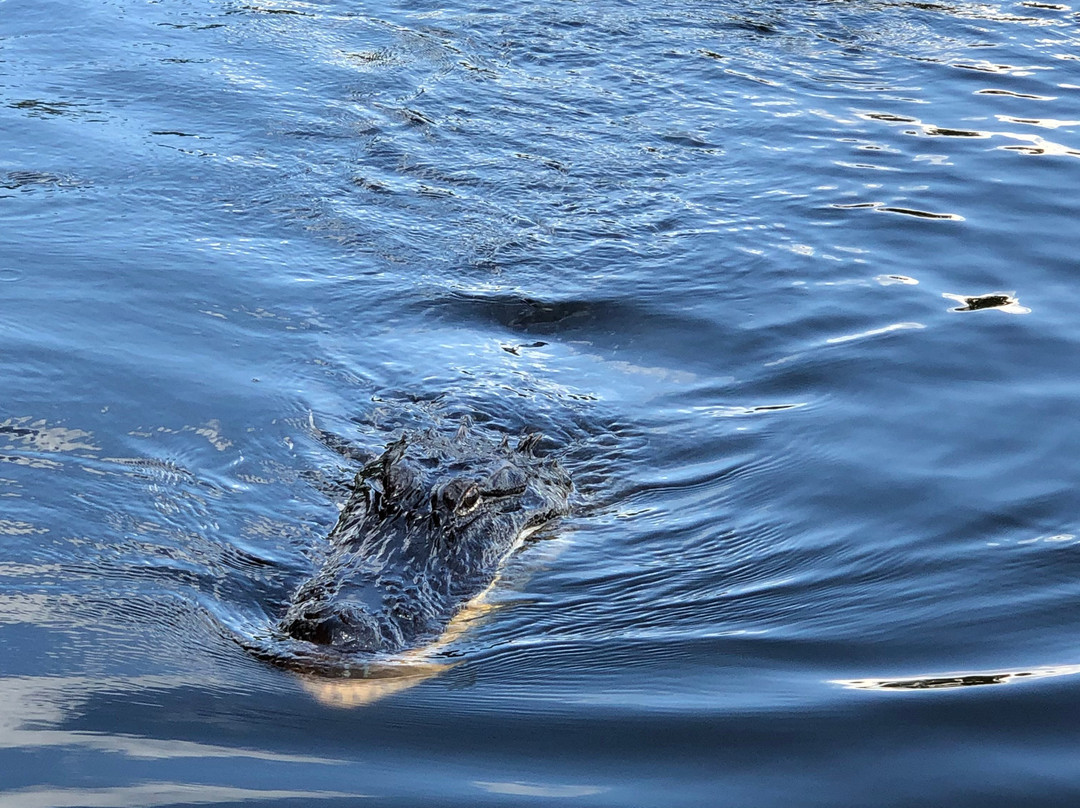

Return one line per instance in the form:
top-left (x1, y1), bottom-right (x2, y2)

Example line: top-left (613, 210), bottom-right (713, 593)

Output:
top-left (440, 479), bottom-right (482, 516)
top-left (455, 484), bottom-right (481, 515)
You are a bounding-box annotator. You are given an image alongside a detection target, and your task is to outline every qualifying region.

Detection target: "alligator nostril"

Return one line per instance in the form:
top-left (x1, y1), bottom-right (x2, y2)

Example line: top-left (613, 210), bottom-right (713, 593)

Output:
top-left (281, 604), bottom-right (381, 652)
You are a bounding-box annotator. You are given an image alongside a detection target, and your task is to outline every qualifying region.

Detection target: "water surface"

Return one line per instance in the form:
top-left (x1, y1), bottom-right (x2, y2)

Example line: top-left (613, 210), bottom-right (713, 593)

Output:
top-left (2, 0), bottom-right (1080, 805)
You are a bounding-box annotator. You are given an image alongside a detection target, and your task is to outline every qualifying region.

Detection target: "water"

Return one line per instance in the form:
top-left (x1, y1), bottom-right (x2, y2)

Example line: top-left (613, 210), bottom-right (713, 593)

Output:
top-left (2, 0), bottom-right (1080, 804)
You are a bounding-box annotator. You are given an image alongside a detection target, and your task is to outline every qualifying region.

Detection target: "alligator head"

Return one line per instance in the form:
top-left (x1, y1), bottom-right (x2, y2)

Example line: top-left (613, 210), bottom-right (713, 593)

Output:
top-left (277, 423), bottom-right (571, 659)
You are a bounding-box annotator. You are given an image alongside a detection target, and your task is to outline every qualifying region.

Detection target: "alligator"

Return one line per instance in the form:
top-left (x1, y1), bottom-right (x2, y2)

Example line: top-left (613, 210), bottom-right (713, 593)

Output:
top-left (270, 420), bottom-right (571, 676)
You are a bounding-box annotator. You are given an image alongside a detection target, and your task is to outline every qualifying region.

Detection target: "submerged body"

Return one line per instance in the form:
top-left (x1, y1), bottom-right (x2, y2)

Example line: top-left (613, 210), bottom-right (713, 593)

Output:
top-left (275, 423), bottom-right (571, 672)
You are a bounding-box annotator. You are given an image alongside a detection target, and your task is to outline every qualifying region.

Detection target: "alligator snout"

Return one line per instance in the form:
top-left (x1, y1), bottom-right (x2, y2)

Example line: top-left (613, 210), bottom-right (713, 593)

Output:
top-left (281, 603), bottom-right (383, 654)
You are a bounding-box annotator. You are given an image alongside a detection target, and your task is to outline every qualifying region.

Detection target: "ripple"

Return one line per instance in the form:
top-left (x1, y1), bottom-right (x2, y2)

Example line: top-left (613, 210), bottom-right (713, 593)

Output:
top-left (860, 112), bottom-right (918, 123)
top-left (857, 108), bottom-right (1079, 161)
top-left (8, 99), bottom-right (106, 120)
top-left (1, 171), bottom-right (87, 192)
top-left (0, 520), bottom-right (47, 536)
top-left (3, 0), bottom-right (1080, 797)
top-left (830, 201), bottom-right (965, 220)
top-left (878, 206), bottom-right (965, 220)
top-left (952, 61), bottom-right (1049, 75)
top-left (836, 663), bottom-right (1080, 690)
top-left (943, 291), bottom-right (1031, 313)
top-left (875, 274), bottom-right (919, 285)
top-left (999, 139), bottom-right (1080, 157)
top-left (924, 126), bottom-right (988, 138)
top-left (825, 322), bottom-right (925, 345)
top-left (996, 115), bottom-right (1080, 130)
top-left (975, 88), bottom-right (1057, 99)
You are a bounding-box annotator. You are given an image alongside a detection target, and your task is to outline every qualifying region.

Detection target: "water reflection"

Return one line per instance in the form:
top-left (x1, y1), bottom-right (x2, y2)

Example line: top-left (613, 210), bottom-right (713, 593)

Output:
top-left (857, 109), bottom-right (1080, 159)
top-left (943, 292), bottom-right (1031, 313)
top-left (837, 663), bottom-right (1080, 691)
top-left (295, 661), bottom-right (454, 708)
top-left (474, 780), bottom-right (609, 798)
top-left (0, 418), bottom-right (99, 453)
top-left (828, 201), bottom-right (966, 220)
top-left (874, 274), bottom-right (919, 286)
top-left (0, 675), bottom-right (346, 763)
top-left (0, 674), bottom-right (365, 806)
top-left (0, 784), bottom-right (358, 808)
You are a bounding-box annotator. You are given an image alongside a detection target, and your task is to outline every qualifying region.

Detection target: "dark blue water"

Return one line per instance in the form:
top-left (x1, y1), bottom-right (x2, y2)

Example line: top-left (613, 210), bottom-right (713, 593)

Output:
top-left (3, 0), bottom-right (1080, 804)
